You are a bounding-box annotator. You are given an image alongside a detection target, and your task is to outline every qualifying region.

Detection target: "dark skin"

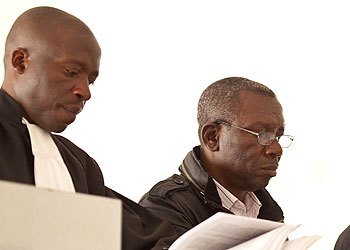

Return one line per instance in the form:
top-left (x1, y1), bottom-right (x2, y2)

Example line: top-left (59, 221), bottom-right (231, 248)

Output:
top-left (1, 10), bottom-right (101, 133)
top-left (200, 91), bottom-right (284, 202)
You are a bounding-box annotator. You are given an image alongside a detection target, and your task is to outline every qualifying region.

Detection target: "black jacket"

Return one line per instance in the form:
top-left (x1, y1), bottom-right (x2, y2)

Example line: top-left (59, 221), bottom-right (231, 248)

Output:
top-left (0, 89), bottom-right (178, 250)
top-left (334, 225), bottom-right (350, 250)
top-left (139, 146), bottom-right (284, 236)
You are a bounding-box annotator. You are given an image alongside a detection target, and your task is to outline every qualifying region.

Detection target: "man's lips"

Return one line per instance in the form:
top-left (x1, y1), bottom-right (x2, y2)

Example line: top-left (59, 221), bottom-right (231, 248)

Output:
top-left (261, 165), bottom-right (278, 177)
top-left (61, 105), bottom-right (83, 115)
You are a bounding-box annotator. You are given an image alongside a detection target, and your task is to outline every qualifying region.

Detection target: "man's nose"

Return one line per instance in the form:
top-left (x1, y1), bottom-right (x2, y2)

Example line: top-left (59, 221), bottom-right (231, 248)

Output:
top-left (265, 138), bottom-right (283, 159)
top-left (73, 79), bottom-right (91, 101)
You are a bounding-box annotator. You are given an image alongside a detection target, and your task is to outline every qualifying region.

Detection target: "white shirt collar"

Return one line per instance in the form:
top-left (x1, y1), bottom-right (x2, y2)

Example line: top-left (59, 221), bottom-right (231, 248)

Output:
top-left (22, 117), bottom-right (75, 193)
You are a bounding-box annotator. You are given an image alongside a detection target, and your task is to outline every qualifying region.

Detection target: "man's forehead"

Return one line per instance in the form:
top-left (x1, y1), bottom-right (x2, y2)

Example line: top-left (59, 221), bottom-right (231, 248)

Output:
top-left (9, 13), bottom-right (100, 57)
top-left (46, 24), bottom-right (101, 62)
top-left (233, 91), bottom-right (284, 126)
top-left (238, 91), bottom-right (282, 110)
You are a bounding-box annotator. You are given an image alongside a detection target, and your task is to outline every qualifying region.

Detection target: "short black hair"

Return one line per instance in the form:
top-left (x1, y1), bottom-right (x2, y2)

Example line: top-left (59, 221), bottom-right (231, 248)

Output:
top-left (197, 77), bottom-right (276, 137)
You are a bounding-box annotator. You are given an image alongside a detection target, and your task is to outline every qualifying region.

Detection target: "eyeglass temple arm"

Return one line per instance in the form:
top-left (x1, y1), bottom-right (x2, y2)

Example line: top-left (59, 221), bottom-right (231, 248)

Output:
top-left (216, 121), bottom-right (259, 136)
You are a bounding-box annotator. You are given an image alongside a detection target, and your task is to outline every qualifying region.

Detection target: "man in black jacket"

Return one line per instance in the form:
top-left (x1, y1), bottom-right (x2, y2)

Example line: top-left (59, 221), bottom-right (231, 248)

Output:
top-left (0, 6), bottom-right (177, 250)
top-left (140, 77), bottom-right (294, 236)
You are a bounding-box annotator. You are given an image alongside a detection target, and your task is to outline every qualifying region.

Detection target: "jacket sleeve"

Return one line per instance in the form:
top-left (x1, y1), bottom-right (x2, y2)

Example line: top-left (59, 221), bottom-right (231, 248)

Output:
top-left (139, 174), bottom-right (205, 236)
top-left (106, 188), bottom-right (179, 250)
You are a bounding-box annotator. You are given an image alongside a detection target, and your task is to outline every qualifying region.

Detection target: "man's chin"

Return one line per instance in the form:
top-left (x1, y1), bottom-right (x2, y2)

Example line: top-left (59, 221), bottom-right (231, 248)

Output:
top-left (259, 178), bottom-right (271, 189)
top-left (250, 178), bottom-right (271, 192)
top-left (45, 120), bottom-right (71, 133)
top-left (52, 125), bottom-right (68, 133)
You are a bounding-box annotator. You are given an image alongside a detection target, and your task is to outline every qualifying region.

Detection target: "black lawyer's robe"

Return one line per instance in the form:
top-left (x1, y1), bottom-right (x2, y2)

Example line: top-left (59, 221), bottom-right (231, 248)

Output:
top-left (0, 89), bottom-right (178, 250)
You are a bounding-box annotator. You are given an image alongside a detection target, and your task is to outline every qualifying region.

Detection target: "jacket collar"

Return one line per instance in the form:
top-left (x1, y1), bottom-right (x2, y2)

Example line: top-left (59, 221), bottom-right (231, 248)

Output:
top-left (180, 146), bottom-right (207, 192)
top-left (179, 146), bottom-right (222, 204)
top-left (0, 89), bottom-right (25, 126)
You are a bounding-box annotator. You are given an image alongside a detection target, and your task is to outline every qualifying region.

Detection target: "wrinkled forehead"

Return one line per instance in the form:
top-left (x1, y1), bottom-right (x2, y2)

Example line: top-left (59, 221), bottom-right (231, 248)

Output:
top-left (234, 91), bottom-right (284, 127)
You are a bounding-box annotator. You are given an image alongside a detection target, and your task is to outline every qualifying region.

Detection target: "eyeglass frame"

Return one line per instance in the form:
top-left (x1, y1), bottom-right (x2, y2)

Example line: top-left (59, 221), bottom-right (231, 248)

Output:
top-left (215, 121), bottom-right (294, 148)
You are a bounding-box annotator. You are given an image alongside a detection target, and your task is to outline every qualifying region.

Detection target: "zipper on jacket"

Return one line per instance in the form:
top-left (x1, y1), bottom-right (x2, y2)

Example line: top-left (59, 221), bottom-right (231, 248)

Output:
top-left (181, 163), bottom-right (208, 204)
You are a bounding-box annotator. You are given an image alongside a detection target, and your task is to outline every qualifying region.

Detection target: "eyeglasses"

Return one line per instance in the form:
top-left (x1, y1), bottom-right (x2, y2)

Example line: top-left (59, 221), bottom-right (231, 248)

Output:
top-left (216, 121), bottom-right (294, 148)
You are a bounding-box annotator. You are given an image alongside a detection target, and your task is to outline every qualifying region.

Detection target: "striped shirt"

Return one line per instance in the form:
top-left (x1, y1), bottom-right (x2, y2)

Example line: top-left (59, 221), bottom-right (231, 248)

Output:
top-left (213, 179), bottom-right (261, 218)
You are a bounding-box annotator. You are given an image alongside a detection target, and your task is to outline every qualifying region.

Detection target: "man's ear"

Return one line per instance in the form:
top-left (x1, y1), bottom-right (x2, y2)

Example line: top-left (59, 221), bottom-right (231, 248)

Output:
top-left (11, 48), bottom-right (29, 74)
top-left (201, 122), bottom-right (220, 152)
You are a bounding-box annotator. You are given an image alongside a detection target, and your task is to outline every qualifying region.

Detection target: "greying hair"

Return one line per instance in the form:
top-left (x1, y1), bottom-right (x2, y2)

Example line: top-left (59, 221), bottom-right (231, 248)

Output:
top-left (197, 77), bottom-right (276, 137)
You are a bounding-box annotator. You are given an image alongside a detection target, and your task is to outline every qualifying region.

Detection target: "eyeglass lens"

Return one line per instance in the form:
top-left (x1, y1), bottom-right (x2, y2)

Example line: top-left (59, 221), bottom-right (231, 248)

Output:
top-left (258, 133), bottom-right (293, 148)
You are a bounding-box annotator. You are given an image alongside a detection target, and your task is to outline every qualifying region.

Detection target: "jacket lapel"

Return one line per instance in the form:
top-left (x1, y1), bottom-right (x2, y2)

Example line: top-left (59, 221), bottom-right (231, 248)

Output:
top-left (52, 136), bottom-right (89, 193)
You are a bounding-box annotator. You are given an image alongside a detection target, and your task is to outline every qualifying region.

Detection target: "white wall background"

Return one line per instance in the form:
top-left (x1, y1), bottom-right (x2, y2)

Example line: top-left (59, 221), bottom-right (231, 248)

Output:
top-left (1, 1), bottom-right (350, 249)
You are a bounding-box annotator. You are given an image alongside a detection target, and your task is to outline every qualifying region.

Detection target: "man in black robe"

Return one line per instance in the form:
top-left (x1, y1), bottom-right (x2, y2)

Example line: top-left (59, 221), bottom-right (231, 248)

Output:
top-left (0, 6), bottom-right (177, 250)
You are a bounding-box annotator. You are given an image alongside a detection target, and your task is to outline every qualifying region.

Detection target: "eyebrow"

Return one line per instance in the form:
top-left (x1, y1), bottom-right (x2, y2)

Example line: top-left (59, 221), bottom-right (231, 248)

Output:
top-left (249, 121), bottom-right (286, 129)
top-left (61, 59), bottom-right (87, 68)
top-left (60, 59), bottom-right (99, 77)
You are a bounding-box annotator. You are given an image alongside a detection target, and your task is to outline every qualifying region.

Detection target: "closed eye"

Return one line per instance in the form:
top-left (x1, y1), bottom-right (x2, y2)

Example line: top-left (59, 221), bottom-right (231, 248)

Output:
top-left (65, 67), bottom-right (79, 77)
top-left (88, 73), bottom-right (98, 86)
top-left (88, 77), bottom-right (97, 85)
